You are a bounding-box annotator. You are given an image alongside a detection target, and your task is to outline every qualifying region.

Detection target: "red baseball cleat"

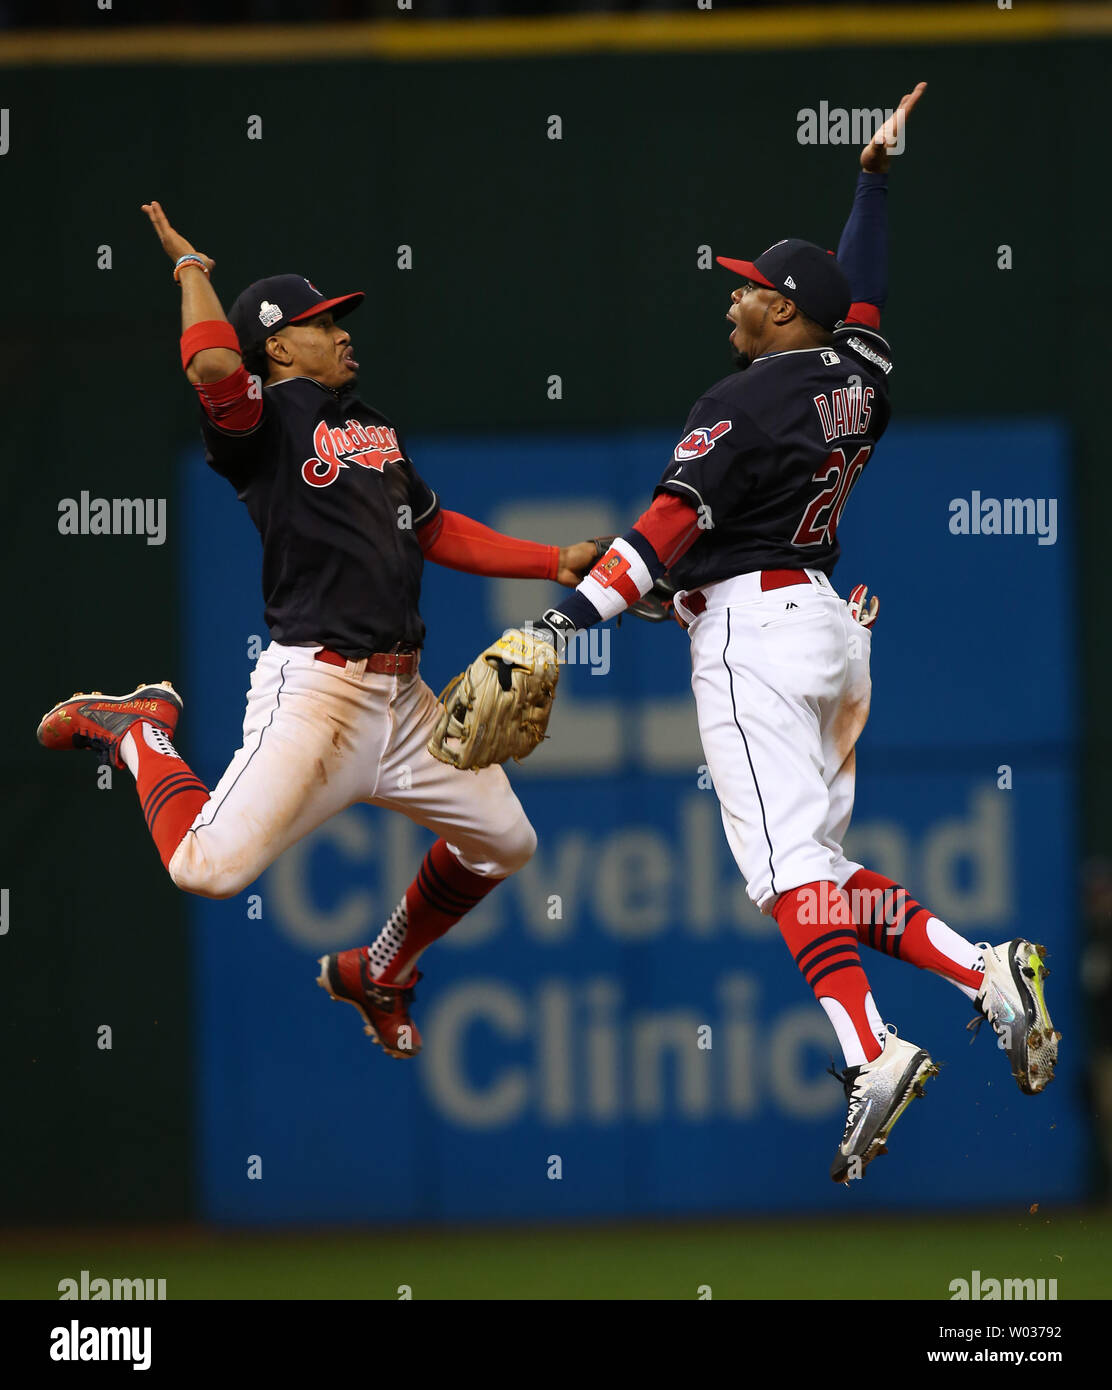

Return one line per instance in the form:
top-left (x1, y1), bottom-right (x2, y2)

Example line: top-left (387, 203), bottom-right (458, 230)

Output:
top-left (317, 951), bottom-right (423, 1058)
top-left (36, 682), bottom-right (182, 769)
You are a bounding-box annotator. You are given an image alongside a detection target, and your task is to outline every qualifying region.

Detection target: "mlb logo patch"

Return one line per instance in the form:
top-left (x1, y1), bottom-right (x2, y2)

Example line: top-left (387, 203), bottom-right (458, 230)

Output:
top-left (258, 300), bottom-right (283, 327)
top-left (590, 551), bottom-right (631, 588)
top-left (673, 419), bottom-right (732, 462)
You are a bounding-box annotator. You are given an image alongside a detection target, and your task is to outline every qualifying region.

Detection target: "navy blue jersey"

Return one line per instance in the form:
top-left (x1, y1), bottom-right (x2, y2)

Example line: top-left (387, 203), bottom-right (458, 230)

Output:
top-left (202, 376), bottom-right (439, 658)
top-left (655, 324), bottom-right (893, 589)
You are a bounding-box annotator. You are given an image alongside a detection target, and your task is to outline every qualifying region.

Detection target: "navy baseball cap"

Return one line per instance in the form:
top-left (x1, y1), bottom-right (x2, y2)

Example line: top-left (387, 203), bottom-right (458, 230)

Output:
top-left (716, 239), bottom-right (850, 332)
top-left (227, 274), bottom-right (364, 353)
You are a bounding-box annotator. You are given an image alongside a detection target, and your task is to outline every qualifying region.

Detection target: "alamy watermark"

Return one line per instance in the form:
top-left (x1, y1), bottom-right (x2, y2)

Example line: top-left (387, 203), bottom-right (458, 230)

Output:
top-left (795, 881), bottom-right (909, 931)
top-left (49, 1322), bottom-right (152, 1371)
top-left (949, 492), bottom-right (1057, 546)
top-left (797, 103), bottom-right (905, 153)
top-left (58, 1270), bottom-right (166, 1301)
top-left (58, 492), bottom-right (167, 546)
top-left (524, 622), bottom-right (611, 676)
top-left (948, 1269), bottom-right (1058, 1301)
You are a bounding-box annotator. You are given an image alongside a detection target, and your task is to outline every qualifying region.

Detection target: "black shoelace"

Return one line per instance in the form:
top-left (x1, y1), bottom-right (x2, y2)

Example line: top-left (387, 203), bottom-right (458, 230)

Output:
top-left (827, 1060), bottom-right (852, 1098)
top-left (72, 731), bottom-right (113, 767)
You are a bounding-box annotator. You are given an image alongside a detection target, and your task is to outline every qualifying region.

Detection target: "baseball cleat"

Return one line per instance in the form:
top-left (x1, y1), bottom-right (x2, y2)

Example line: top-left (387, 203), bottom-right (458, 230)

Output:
top-left (317, 951), bottom-right (423, 1058)
top-left (829, 1030), bottom-right (937, 1184)
top-left (969, 939), bottom-right (1060, 1095)
top-left (36, 681), bottom-right (182, 769)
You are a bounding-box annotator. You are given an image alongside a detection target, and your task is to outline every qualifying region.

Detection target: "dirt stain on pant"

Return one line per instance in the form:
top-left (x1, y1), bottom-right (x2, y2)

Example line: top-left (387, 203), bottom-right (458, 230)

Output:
top-left (831, 690), bottom-right (871, 769)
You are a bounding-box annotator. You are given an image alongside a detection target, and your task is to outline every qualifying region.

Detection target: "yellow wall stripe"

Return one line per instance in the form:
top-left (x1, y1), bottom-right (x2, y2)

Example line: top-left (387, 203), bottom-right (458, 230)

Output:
top-left (2, 5), bottom-right (1111, 67)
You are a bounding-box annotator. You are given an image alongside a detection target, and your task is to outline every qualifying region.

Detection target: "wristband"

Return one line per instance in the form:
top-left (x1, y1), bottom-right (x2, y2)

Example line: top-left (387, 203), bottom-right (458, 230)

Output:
top-left (180, 319), bottom-right (241, 370)
top-left (173, 253), bottom-right (210, 284)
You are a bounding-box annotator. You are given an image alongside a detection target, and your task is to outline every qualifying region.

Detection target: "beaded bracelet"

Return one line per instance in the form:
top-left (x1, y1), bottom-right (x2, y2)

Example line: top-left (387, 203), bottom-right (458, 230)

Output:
top-left (173, 253), bottom-right (211, 284)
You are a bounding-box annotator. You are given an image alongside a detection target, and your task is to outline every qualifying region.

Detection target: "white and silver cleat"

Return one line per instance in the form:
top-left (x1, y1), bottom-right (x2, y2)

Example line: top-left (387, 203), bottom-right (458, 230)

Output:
top-left (971, 939), bottom-right (1060, 1095)
top-left (830, 1030), bottom-right (938, 1184)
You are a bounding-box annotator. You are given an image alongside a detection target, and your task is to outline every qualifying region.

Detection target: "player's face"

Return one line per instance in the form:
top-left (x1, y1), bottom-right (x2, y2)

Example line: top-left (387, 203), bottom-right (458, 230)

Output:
top-left (279, 313), bottom-right (359, 388)
top-left (726, 281), bottom-right (776, 358)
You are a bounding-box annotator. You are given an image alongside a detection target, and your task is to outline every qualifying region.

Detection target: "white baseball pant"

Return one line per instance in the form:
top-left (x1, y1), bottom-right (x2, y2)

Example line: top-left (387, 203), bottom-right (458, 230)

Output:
top-left (167, 641), bottom-right (537, 899)
top-left (675, 568), bottom-right (871, 913)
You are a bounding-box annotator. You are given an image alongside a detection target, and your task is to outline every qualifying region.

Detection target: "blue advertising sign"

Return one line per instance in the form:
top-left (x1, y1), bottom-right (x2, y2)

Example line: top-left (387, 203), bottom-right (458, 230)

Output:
top-left (183, 418), bottom-right (1082, 1222)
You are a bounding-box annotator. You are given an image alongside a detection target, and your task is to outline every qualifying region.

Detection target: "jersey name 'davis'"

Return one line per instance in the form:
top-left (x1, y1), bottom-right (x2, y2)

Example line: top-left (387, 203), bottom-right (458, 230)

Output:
top-left (656, 325), bottom-right (893, 591)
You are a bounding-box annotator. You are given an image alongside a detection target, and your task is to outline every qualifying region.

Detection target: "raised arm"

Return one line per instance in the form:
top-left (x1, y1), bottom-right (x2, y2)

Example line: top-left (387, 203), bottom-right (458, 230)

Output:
top-left (141, 200), bottom-right (241, 384)
top-left (837, 82), bottom-right (926, 327)
top-left (142, 200), bottom-right (265, 437)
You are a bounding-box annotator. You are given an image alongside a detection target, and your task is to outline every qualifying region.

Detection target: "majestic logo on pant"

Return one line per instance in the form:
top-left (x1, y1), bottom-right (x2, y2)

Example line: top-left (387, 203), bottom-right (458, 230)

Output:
top-left (673, 420), bottom-right (732, 461)
top-left (302, 420), bottom-right (404, 488)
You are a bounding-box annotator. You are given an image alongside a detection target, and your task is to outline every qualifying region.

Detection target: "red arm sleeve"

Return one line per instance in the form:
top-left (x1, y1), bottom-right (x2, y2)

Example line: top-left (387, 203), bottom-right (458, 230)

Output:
top-left (181, 319), bottom-right (241, 370)
top-left (845, 302), bottom-right (881, 329)
top-left (629, 491), bottom-right (702, 569)
top-left (192, 365), bottom-right (264, 433)
top-left (417, 510), bottom-right (559, 580)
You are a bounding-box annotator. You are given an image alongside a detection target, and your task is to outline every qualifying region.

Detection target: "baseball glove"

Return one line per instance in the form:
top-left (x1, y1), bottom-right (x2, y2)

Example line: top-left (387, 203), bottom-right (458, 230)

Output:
top-left (584, 536), bottom-right (677, 623)
top-left (427, 627), bottom-right (559, 770)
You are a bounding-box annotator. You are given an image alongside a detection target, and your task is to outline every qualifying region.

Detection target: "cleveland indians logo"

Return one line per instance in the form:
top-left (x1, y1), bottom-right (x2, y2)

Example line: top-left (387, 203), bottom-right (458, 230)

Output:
top-left (302, 419), bottom-right (404, 488)
top-left (673, 419), bottom-right (732, 462)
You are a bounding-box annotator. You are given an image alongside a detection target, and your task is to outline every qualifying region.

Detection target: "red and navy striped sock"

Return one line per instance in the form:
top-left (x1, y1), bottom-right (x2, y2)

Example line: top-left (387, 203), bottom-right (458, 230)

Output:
top-left (124, 722), bottom-right (210, 871)
top-left (368, 838), bottom-right (503, 984)
top-left (843, 867), bottom-right (984, 996)
top-left (774, 881), bottom-right (886, 1066)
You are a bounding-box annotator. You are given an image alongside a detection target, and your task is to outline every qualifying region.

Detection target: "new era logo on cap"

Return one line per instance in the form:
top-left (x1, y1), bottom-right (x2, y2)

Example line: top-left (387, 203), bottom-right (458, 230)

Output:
top-left (714, 238), bottom-right (851, 331)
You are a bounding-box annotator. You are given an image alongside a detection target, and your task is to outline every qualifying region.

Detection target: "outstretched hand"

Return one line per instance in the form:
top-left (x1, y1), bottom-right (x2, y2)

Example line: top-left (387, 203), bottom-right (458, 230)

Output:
top-left (140, 200), bottom-right (213, 271)
top-left (861, 81), bottom-right (927, 173)
top-left (557, 540), bottom-right (601, 587)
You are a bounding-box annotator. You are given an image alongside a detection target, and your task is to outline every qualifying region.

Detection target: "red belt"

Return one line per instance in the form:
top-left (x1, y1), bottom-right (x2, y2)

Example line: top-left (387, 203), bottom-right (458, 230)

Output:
top-left (684, 569), bottom-right (810, 617)
top-left (314, 646), bottom-right (418, 676)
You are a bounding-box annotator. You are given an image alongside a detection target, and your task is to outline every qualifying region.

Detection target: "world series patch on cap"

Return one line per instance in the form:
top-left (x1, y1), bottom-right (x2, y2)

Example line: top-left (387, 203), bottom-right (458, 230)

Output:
top-left (227, 274), bottom-right (364, 352)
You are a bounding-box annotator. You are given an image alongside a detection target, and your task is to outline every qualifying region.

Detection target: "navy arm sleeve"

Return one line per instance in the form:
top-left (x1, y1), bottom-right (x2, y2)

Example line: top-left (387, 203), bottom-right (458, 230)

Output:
top-left (837, 171), bottom-right (889, 315)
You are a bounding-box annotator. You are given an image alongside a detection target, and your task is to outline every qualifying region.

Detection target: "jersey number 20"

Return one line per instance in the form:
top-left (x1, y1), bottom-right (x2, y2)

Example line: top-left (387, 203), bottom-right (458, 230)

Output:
top-left (791, 444), bottom-right (873, 548)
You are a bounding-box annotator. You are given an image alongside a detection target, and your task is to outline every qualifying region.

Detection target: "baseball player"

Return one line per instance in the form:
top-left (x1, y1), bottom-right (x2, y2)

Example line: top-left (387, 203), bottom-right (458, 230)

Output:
top-left (524, 84), bottom-right (1059, 1182)
top-left (36, 202), bottom-right (600, 1059)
